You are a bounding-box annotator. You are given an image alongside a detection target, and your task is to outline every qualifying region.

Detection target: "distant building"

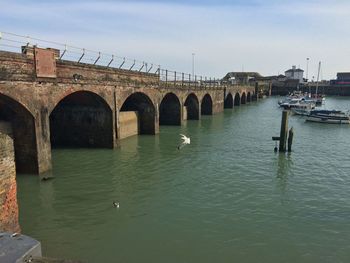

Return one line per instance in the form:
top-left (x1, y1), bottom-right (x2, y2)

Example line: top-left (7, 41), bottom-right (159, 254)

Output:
top-left (222, 72), bottom-right (261, 85)
top-left (285, 66), bottom-right (304, 83)
top-left (328, 72), bottom-right (350, 95)
top-left (335, 72), bottom-right (350, 84)
top-left (277, 74), bottom-right (287, 82)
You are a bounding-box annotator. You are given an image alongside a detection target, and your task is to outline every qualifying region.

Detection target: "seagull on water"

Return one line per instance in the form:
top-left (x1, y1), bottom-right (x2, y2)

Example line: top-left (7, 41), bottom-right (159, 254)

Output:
top-left (113, 201), bottom-right (120, 208)
top-left (177, 134), bottom-right (190, 150)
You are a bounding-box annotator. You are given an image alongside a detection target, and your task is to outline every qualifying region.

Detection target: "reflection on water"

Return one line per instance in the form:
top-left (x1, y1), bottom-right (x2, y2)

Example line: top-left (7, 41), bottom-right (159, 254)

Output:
top-left (276, 152), bottom-right (294, 179)
top-left (16, 97), bottom-right (350, 263)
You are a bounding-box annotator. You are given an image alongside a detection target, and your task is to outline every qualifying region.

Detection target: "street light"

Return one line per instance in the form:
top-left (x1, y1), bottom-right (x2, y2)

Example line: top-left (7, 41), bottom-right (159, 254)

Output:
top-left (306, 58), bottom-right (309, 81)
top-left (306, 57), bottom-right (310, 93)
top-left (192, 53), bottom-right (195, 77)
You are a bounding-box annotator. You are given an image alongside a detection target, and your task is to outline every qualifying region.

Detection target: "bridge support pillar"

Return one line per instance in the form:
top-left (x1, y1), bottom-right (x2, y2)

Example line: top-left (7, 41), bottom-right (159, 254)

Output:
top-left (155, 103), bottom-right (160, 134)
top-left (252, 82), bottom-right (259, 101)
top-left (182, 106), bottom-right (187, 121)
top-left (35, 108), bottom-right (52, 175)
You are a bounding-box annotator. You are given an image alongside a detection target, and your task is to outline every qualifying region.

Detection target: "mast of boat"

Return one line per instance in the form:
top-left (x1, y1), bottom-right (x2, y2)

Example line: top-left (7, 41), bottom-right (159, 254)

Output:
top-left (315, 61), bottom-right (321, 97)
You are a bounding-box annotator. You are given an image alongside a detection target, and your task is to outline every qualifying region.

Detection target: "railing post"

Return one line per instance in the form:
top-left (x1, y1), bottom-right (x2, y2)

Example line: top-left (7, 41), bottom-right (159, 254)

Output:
top-left (165, 69), bottom-right (168, 85)
top-left (174, 71), bottom-right (177, 86)
top-left (182, 73), bottom-right (184, 87)
top-left (195, 75), bottom-right (197, 87)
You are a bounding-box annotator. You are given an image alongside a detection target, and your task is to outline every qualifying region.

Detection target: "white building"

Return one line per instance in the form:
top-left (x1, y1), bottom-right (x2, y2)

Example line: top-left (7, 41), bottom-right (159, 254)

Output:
top-left (285, 66), bottom-right (304, 83)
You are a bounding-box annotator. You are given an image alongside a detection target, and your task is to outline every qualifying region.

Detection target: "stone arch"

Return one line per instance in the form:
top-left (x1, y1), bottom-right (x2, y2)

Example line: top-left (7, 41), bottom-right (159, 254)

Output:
top-left (247, 92), bottom-right (251, 102)
top-left (241, 92), bottom-right (247, 104)
top-left (234, 92), bottom-right (241, 106)
top-left (50, 91), bottom-right (113, 148)
top-left (184, 93), bottom-right (199, 120)
top-left (159, 93), bottom-right (181, 125)
top-left (120, 92), bottom-right (156, 135)
top-left (201, 94), bottom-right (213, 115)
top-left (0, 93), bottom-right (38, 174)
top-left (224, 93), bottom-right (233, 109)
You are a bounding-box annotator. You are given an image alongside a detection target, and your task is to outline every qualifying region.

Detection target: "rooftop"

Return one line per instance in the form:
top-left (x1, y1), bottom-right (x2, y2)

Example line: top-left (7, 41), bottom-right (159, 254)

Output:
top-left (222, 72), bottom-right (262, 80)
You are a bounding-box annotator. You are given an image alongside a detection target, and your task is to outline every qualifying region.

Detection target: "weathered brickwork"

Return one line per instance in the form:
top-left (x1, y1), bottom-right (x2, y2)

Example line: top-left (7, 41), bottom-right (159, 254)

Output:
top-left (0, 122), bottom-right (20, 233)
top-left (0, 49), bottom-right (255, 175)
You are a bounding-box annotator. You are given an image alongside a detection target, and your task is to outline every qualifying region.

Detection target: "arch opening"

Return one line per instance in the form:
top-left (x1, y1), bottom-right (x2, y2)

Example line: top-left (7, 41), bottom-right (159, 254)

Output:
top-left (201, 94), bottom-right (213, 115)
top-left (184, 93), bottom-right (199, 120)
top-left (159, 93), bottom-right (181, 125)
top-left (0, 94), bottom-right (38, 174)
top-left (50, 91), bottom-right (113, 148)
top-left (241, 92), bottom-right (247, 105)
top-left (247, 92), bottom-right (251, 102)
top-left (120, 92), bottom-right (155, 135)
top-left (234, 93), bottom-right (241, 106)
top-left (224, 93), bottom-right (233, 108)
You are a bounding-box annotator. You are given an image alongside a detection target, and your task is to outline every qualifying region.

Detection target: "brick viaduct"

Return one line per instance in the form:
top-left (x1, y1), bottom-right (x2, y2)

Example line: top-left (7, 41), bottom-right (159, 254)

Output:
top-left (0, 47), bottom-right (256, 175)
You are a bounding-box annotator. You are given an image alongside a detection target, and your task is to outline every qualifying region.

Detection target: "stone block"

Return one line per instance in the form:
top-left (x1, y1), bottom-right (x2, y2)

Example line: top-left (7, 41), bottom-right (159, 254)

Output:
top-left (119, 111), bottom-right (139, 139)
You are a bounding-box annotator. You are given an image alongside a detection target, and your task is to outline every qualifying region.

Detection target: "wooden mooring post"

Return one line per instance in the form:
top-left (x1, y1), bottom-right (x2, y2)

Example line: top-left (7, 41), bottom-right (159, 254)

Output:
top-left (272, 110), bottom-right (293, 153)
top-left (288, 127), bottom-right (294, 152)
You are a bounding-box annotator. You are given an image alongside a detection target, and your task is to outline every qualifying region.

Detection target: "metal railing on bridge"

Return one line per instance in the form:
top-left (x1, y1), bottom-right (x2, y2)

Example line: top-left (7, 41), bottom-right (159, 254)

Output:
top-left (0, 31), bottom-right (222, 88)
top-left (159, 69), bottom-right (221, 88)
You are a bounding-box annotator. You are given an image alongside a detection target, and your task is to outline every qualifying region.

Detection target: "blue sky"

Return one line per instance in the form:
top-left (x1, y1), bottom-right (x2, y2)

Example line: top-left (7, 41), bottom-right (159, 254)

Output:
top-left (1, 0), bottom-right (349, 79)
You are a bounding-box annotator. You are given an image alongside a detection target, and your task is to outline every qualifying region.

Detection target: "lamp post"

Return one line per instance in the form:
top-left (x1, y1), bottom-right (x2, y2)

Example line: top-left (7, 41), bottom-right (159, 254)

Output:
top-left (306, 58), bottom-right (310, 81)
top-left (192, 53), bottom-right (195, 77)
top-left (306, 57), bottom-right (310, 93)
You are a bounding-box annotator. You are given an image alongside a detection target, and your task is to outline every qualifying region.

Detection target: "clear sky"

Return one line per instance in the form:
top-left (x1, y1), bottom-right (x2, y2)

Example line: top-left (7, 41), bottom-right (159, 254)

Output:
top-left (1, 0), bottom-right (349, 79)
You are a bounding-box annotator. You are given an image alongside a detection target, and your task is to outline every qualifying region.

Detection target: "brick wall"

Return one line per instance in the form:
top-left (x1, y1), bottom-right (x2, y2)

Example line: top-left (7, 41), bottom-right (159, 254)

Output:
top-left (0, 122), bottom-right (20, 233)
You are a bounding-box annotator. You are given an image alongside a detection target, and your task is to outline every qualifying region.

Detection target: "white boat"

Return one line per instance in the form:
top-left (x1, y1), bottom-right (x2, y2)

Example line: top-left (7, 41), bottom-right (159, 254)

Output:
top-left (280, 98), bottom-right (315, 110)
top-left (291, 107), bottom-right (311, 116)
top-left (306, 110), bottom-right (350, 124)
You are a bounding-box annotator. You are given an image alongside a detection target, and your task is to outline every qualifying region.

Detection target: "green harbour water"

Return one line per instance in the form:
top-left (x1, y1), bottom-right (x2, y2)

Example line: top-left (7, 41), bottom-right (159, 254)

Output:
top-left (17, 97), bottom-right (350, 263)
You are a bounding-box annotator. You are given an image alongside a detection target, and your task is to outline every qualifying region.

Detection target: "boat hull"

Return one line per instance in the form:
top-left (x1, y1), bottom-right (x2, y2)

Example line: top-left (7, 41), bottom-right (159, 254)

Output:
top-left (306, 116), bottom-right (350, 124)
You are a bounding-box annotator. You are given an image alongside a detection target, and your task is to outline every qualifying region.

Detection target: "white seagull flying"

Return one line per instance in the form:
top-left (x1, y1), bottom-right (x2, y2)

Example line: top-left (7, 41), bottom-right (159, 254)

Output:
top-left (178, 134), bottom-right (190, 150)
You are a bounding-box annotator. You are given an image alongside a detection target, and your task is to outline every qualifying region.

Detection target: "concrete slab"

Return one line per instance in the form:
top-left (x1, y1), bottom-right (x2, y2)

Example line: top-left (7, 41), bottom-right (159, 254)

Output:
top-left (0, 232), bottom-right (42, 263)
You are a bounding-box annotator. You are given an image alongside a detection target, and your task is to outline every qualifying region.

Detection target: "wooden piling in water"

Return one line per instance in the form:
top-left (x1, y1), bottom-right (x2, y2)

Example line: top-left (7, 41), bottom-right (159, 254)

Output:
top-left (279, 111), bottom-right (289, 152)
top-left (272, 111), bottom-right (294, 153)
top-left (287, 127), bottom-right (294, 152)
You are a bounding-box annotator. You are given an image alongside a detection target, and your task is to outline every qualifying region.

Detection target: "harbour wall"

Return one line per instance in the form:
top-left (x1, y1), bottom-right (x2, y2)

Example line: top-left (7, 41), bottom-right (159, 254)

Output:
top-left (0, 122), bottom-right (20, 233)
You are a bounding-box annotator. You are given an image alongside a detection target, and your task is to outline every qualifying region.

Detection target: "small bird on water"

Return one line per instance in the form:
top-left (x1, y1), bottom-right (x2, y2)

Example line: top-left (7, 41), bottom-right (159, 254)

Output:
top-left (113, 201), bottom-right (120, 208)
top-left (177, 134), bottom-right (190, 150)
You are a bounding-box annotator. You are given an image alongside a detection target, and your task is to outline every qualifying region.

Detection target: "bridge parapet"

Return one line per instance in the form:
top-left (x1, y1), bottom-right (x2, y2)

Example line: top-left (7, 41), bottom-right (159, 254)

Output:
top-left (0, 32), bottom-right (256, 91)
top-left (0, 48), bottom-right (255, 95)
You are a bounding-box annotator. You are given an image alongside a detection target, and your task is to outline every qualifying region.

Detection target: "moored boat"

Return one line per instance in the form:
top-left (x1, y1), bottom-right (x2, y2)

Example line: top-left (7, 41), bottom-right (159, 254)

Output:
top-left (291, 107), bottom-right (311, 116)
top-left (305, 109), bottom-right (350, 124)
top-left (280, 98), bottom-right (315, 110)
